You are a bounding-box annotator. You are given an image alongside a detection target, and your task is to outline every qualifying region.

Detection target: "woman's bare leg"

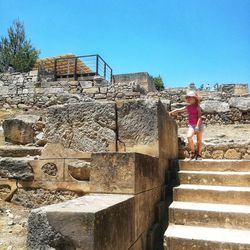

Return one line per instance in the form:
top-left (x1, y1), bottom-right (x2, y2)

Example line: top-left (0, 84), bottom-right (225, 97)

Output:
top-left (196, 132), bottom-right (203, 155)
top-left (187, 128), bottom-right (195, 153)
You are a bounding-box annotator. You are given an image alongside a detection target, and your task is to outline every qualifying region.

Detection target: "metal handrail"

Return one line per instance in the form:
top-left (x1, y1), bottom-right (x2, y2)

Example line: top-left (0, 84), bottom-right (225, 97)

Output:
top-left (53, 54), bottom-right (113, 82)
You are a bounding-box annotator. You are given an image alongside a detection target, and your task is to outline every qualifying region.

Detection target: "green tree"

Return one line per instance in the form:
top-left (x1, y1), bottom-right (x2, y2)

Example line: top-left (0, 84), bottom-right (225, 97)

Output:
top-left (150, 75), bottom-right (165, 91)
top-left (0, 19), bottom-right (39, 72)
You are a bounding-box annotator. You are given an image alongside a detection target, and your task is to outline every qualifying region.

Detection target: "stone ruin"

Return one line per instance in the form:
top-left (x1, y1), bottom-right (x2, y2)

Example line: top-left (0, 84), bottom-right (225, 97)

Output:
top-left (0, 69), bottom-right (250, 249)
top-left (0, 98), bottom-right (178, 249)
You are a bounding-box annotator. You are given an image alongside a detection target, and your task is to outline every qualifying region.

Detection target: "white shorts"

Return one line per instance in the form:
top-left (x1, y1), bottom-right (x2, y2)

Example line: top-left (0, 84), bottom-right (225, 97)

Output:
top-left (188, 124), bottom-right (204, 133)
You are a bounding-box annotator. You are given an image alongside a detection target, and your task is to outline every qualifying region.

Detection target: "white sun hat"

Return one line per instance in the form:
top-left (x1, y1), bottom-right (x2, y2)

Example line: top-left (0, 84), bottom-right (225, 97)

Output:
top-left (181, 91), bottom-right (200, 102)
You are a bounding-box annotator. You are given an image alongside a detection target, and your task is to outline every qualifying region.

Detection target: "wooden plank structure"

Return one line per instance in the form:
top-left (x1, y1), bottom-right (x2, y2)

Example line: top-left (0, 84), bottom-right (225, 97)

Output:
top-left (33, 54), bottom-right (93, 76)
top-left (34, 54), bottom-right (113, 82)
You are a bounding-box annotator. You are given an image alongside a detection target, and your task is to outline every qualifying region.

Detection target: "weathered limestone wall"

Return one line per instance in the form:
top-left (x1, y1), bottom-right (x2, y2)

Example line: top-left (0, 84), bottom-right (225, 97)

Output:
top-left (116, 99), bottom-right (178, 182)
top-left (220, 83), bottom-right (249, 95)
top-left (44, 100), bottom-right (178, 182)
top-left (2, 115), bottom-right (44, 145)
top-left (24, 99), bottom-right (178, 250)
top-left (204, 143), bottom-right (250, 160)
top-left (25, 152), bottom-right (167, 249)
top-left (44, 100), bottom-right (178, 150)
top-left (147, 90), bottom-right (250, 126)
top-left (113, 72), bottom-right (157, 93)
top-left (90, 153), bottom-right (160, 194)
top-left (0, 71), bottom-right (147, 109)
top-left (116, 100), bottom-right (159, 155)
top-left (187, 97), bottom-right (249, 126)
top-left (0, 71), bottom-right (80, 109)
top-left (203, 143), bottom-right (250, 160)
top-left (179, 141), bottom-right (250, 160)
top-left (1, 71), bottom-right (249, 126)
top-left (45, 102), bottom-right (117, 152)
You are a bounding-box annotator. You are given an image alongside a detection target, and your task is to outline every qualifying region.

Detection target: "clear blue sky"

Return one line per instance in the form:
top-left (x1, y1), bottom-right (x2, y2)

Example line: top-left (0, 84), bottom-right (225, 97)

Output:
top-left (0, 0), bottom-right (249, 87)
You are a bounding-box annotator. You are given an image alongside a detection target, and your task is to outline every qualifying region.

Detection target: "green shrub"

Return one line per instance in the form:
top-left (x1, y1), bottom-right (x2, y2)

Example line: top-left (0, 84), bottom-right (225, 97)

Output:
top-left (0, 19), bottom-right (39, 72)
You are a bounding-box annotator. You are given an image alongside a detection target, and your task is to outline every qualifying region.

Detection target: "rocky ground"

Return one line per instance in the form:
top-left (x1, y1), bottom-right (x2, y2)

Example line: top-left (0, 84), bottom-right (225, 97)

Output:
top-left (0, 106), bottom-right (249, 249)
top-left (178, 124), bottom-right (250, 159)
top-left (179, 124), bottom-right (250, 144)
top-left (0, 190), bottom-right (83, 249)
top-left (0, 200), bottom-right (29, 250)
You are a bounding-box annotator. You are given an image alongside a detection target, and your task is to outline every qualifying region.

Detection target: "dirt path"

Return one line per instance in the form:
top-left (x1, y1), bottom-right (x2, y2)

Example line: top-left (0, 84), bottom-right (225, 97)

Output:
top-left (0, 189), bottom-right (82, 249)
top-left (178, 124), bottom-right (250, 144)
top-left (0, 201), bottom-right (29, 250)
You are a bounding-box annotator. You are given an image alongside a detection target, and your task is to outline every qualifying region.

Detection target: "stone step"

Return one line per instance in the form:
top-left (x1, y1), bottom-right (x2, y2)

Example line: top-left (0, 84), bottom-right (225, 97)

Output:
top-left (27, 194), bottom-right (135, 250)
top-left (174, 184), bottom-right (250, 205)
top-left (179, 170), bottom-right (250, 187)
top-left (0, 156), bottom-right (36, 181)
top-left (169, 201), bottom-right (250, 229)
top-left (164, 224), bottom-right (250, 250)
top-left (0, 146), bottom-right (42, 157)
top-left (179, 160), bottom-right (250, 172)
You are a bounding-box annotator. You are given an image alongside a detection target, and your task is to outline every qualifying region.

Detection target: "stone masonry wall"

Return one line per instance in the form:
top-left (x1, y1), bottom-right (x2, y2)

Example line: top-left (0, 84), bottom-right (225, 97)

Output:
top-left (20, 99), bottom-right (178, 250)
top-left (0, 71), bottom-right (146, 109)
top-left (147, 89), bottom-right (250, 126)
top-left (113, 72), bottom-right (157, 92)
top-left (0, 71), bottom-right (249, 126)
top-left (179, 140), bottom-right (250, 160)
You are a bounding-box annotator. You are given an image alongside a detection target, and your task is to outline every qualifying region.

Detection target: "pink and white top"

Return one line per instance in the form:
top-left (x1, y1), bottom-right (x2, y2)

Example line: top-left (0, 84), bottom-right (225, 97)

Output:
top-left (186, 104), bottom-right (201, 125)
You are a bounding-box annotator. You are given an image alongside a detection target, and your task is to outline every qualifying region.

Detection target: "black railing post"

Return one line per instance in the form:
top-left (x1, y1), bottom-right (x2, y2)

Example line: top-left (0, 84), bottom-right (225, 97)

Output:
top-left (104, 63), bottom-right (106, 80)
top-left (74, 58), bottom-right (78, 80)
top-left (96, 55), bottom-right (99, 75)
top-left (54, 59), bottom-right (57, 81)
top-left (110, 68), bottom-right (113, 83)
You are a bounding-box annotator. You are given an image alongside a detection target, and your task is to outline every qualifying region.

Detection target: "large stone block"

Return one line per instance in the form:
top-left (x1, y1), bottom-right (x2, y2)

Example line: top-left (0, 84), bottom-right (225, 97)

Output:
top-left (1, 86), bottom-right (9, 95)
top-left (229, 97), bottom-right (250, 111)
top-left (45, 102), bottom-right (117, 152)
top-left (224, 149), bottom-right (242, 159)
top-left (26, 190), bottom-right (162, 250)
top-left (0, 145), bottom-right (42, 157)
top-left (0, 178), bottom-right (17, 201)
top-left (117, 99), bottom-right (178, 179)
top-left (113, 72), bottom-right (157, 93)
top-left (27, 194), bottom-right (134, 250)
top-left (129, 231), bottom-right (147, 250)
top-left (45, 87), bottom-right (64, 94)
top-left (40, 143), bottom-right (91, 159)
top-left (0, 157), bottom-right (34, 181)
top-left (24, 150), bottom-right (161, 194)
top-left (3, 115), bottom-right (41, 144)
top-left (79, 81), bottom-right (93, 89)
top-left (90, 152), bottom-right (159, 194)
top-left (134, 187), bottom-right (161, 239)
top-left (82, 87), bottom-right (99, 94)
top-left (117, 100), bottom-right (158, 154)
top-left (21, 158), bottom-right (90, 192)
top-left (200, 100), bottom-right (230, 113)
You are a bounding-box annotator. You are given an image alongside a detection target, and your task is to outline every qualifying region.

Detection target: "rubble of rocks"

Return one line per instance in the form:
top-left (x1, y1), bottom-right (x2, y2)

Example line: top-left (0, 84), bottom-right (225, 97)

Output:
top-left (2, 114), bottom-right (46, 146)
top-left (0, 157), bottom-right (34, 181)
top-left (12, 189), bottom-right (83, 209)
top-left (0, 200), bottom-right (29, 250)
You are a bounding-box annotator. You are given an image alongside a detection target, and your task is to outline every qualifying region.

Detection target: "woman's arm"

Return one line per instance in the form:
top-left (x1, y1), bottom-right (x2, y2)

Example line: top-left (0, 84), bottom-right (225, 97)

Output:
top-left (196, 106), bottom-right (202, 127)
top-left (169, 107), bottom-right (186, 116)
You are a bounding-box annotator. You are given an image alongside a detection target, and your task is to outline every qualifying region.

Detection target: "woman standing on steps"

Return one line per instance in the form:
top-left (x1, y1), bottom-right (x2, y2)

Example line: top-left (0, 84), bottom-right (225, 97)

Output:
top-left (169, 91), bottom-right (204, 160)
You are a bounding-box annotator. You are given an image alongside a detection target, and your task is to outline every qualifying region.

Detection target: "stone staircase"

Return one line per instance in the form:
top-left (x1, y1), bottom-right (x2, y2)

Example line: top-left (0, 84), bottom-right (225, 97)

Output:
top-left (0, 145), bottom-right (42, 201)
top-left (0, 145), bottom-right (42, 158)
top-left (164, 159), bottom-right (250, 250)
